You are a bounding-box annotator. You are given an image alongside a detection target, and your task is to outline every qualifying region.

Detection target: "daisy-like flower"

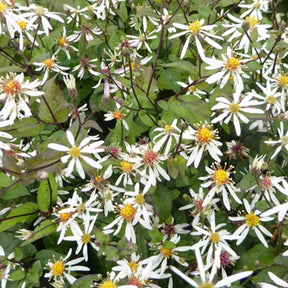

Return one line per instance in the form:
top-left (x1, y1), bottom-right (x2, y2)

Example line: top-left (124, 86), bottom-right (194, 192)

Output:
top-left (152, 119), bottom-right (180, 156)
top-left (44, 248), bottom-right (90, 284)
top-left (204, 47), bottom-right (250, 92)
top-left (67, 24), bottom-right (102, 43)
top-left (169, 18), bottom-right (223, 60)
top-left (127, 29), bottom-right (157, 53)
top-left (258, 271), bottom-right (288, 288)
top-left (191, 211), bottom-right (239, 266)
top-left (137, 143), bottom-right (170, 193)
top-left (265, 122), bottom-right (288, 159)
top-left (239, 0), bottom-right (269, 19)
top-left (180, 187), bottom-right (219, 226)
top-left (63, 215), bottom-right (99, 261)
top-left (176, 76), bottom-right (207, 99)
top-left (200, 162), bottom-right (242, 211)
top-left (103, 197), bottom-right (147, 243)
top-left (20, 4), bottom-right (64, 36)
top-left (222, 13), bottom-right (270, 53)
top-left (170, 247), bottom-right (252, 288)
top-left (33, 55), bottom-right (69, 85)
top-left (115, 160), bottom-right (139, 187)
top-left (247, 80), bottom-right (283, 116)
top-left (0, 72), bottom-right (44, 121)
top-left (181, 122), bottom-right (223, 168)
top-left (48, 130), bottom-right (104, 179)
top-left (151, 234), bottom-right (190, 274)
top-left (229, 199), bottom-right (273, 248)
top-left (225, 140), bottom-right (249, 160)
top-left (93, 271), bottom-right (136, 288)
top-left (211, 89), bottom-right (263, 136)
top-left (104, 103), bottom-right (129, 130)
top-left (72, 57), bottom-right (98, 80)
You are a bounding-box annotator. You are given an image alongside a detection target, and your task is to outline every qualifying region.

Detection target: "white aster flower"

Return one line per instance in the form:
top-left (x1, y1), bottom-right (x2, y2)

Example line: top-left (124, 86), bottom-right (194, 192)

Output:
top-left (181, 122), bottom-right (223, 168)
top-left (177, 76), bottom-right (207, 99)
top-left (200, 162), bottom-right (241, 211)
top-left (127, 29), bottom-right (157, 53)
top-left (44, 248), bottom-right (89, 284)
top-left (204, 46), bottom-right (250, 92)
top-left (211, 89), bottom-right (263, 136)
top-left (239, 0), bottom-right (269, 19)
top-left (170, 18), bottom-right (223, 60)
top-left (229, 199), bottom-right (273, 248)
top-left (48, 131), bottom-right (104, 179)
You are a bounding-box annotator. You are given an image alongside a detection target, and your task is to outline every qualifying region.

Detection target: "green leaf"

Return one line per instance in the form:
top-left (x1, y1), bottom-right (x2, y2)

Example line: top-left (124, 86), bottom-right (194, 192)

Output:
top-left (21, 219), bottom-right (57, 246)
top-left (9, 269), bottom-right (26, 281)
top-left (218, 0), bottom-right (235, 7)
top-left (167, 156), bottom-right (179, 179)
top-left (0, 202), bottom-right (39, 232)
top-left (119, 1), bottom-right (128, 21)
top-left (237, 173), bottom-right (256, 191)
top-left (236, 243), bottom-right (275, 270)
top-left (160, 61), bottom-right (196, 73)
top-left (0, 66), bottom-right (26, 73)
top-left (14, 247), bottom-right (23, 261)
top-left (245, 61), bottom-right (262, 71)
top-left (162, 240), bottom-right (176, 250)
top-left (94, 227), bottom-right (110, 245)
top-left (72, 274), bottom-right (101, 288)
top-left (1, 181), bottom-right (30, 200)
top-left (38, 75), bottom-right (71, 123)
top-left (152, 184), bottom-right (173, 223)
top-left (37, 174), bottom-right (58, 212)
top-left (6, 117), bottom-right (45, 138)
top-left (138, 110), bottom-right (156, 127)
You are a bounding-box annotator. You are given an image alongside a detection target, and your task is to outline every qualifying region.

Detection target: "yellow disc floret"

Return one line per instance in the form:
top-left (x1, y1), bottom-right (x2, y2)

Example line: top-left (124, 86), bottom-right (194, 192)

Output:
top-left (81, 233), bottom-right (91, 244)
top-left (197, 128), bottom-right (212, 144)
top-left (100, 280), bottom-right (117, 288)
top-left (225, 57), bottom-right (240, 71)
top-left (128, 261), bottom-right (138, 272)
top-left (245, 16), bottom-right (258, 28)
top-left (3, 79), bottom-right (22, 97)
top-left (160, 247), bottom-right (173, 258)
top-left (52, 261), bottom-right (65, 276)
top-left (189, 19), bottom-right (202, 34)
top-left (199, 282), bottom-right (215, 288)
top-left (229, 103), bottom-right (240, 113)
top-left (69, 146), bottom-right (81, 158)
top-left (58, 37), bottom-right (68, 47)
top-left (17, 20), bottom-right (27, 31)
top-left (121, 161), bottom-right (133, 173)
top-left (135, 194), bottom-right (145, 205)
top-left (214, 169), bottom-right (229, 186)
top-left (120, 204), bottom-right (136, 221)
top-left (112, 110), bottom-right (124, 120)
top-left (278, 76), bottom-right (288, 88)
top-left (44, 59), bottom-right (55, 69)
top-left (246, 212), bottom-right (259, 227)
top-left (209, 232), bottom-right (220, 243)
top-left (164, 125), bottom-right (174, 134)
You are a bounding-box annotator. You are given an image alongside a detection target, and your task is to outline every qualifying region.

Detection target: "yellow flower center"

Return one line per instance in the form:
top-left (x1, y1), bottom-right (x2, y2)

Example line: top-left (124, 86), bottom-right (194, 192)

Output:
top-left (128, 261), bottom-right (138, 272)
top-left (87, 5), bottom-right (93, 11)
top-left (81, 233), bottom-right (91, 243)
top-left (44, 59), bottom-right (55, 69)
top-left (101, 280), bottom-right (117, 288)
top-left (131, 61), bottom-right (140, 71)
top-left (246, 212), bottom-right (259, 227)
top-left (209, 232), bottom-right (220, 243)
top-left (17, 20), bottom-right (27, 31)
top-left (34, 5), bottom-right (45, 15)
top-left (278, 76), bottom-right (288, 87)
top-left (51, 261), bottom-right (65, 276)
top-left (225, 57), bottom-right (240, 71)
top-left (189, 19), bottom-right (202, 34)
top-left (0, 1), bottom-right (7, 12)
top-left (58, 37), bottom-right (68, 47)
top-left (121, 161), bottom-right (133, 173)
top-left (229, 103), bottom-right (240, 113)
top-left (199, 282), bottom-right (215, 288)
top-left (59, 212), bottom-right (73, 222)
top-left (164, 125), bottom-right (174, 133)
top-left (265, 95), bottom-right (276, 104)
top-left (281, 136), bottom-right (288, 145)
top-left (3, 79), bottom-right (22, 97)
top-left (68, 146), bottom-right (81, 158)
top-left (245, 16), bottom-right (258, 28)
top-left (214, 169), bottom-right (229, 186)
top-left (77, 203), bottom-right (86, 214)
top-left (275, 57), bottom-right (282, 64)
top-left (197, 128), bottom-right (212, 144)
top-left (160, 247), bottom-right (173, 258)
top-left (120, 204), bottom-right (136, 221)
top-left (189, 85), bottom-right (197, 93)
top-left (135, 194), bottom-right (145, 205)
top-left (112, 110), bottom-right (124, 120)
top-left (104, 189), bottom-right (113, 201)
top-left (143, 150), bottom-right (158, 166)
top-left (96, 175), bottom-right (104, 183)
top-left (139, 34), bottom-right (146, 42)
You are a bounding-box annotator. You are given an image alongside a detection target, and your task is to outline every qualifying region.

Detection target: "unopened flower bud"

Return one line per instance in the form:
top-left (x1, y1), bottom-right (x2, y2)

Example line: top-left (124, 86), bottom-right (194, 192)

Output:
top-left (63, 74), bottom-right (77, 99)
top-left (36, 170), bottom-right (49, 181)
